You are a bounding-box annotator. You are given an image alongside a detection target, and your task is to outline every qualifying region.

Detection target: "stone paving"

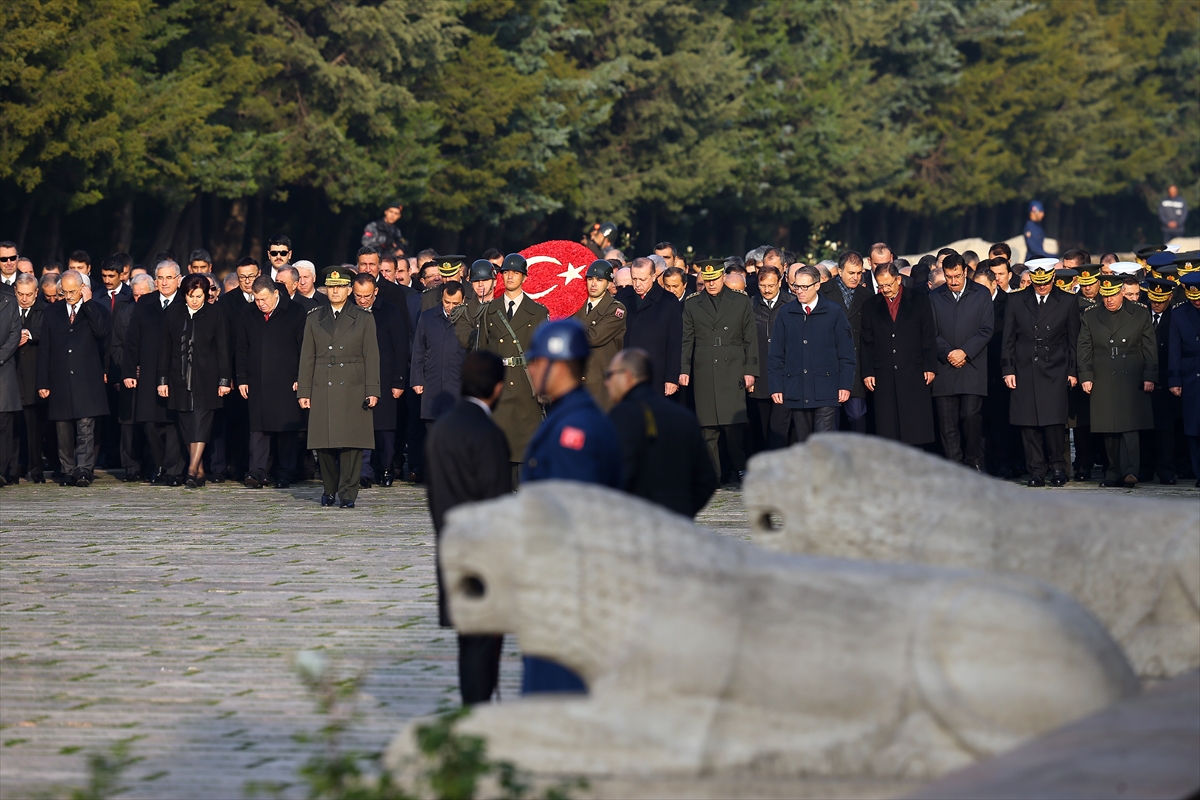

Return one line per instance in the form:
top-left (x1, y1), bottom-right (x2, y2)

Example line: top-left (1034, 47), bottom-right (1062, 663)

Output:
top-left (0, 471), bottom-right (1194, 799)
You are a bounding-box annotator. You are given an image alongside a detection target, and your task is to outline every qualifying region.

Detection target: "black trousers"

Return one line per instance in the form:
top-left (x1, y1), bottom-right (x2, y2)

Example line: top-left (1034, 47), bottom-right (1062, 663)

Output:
top-left (1103, 431), bottom-right (1140, 481)
top-left (0, 411), bottom-right (16, 479)
top-left (20, 404), bottom-right (47, 478)
top-left (747, 397), bottom-right (792, 455)
top-left (249, 430), bottom-right (300, 481)
top-left (406, 395), bottom-right (426, 478)
top-left (935, 394), bottom-right (984, 467)
top-left (769, 405), bottom-right (837, 448)
top-left (317, 448), bottom-right (362, 502)
top-left (840, 396), bottom-right (868, 433)
top-left (56, 417), bottom-right (97, 476)
top-left (144, 420), bottom-right (182, 476)
top-left (458, 634), bottom-right (504, 705)
top-left (701, 424), bottom-right (746, 477)
top-left (362, 430), bottom-right (395, 479)
top-left (1021, 424), bottom-right (1066, 479)
top-left (120, 422), bottom-right (144, 476)
top-left (1139, 427), bottom-right (1177, 481)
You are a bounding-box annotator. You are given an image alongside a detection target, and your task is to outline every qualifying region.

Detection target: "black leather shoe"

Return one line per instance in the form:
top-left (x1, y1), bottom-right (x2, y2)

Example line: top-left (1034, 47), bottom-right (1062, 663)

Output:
top-left (244, 473), bottom-right (264, 489)
top-left (185, 475), bottom-right (199, 489)
top-left (1123, 474), bottom-right (1138, 488)
top-left (360, 477), bottom-right (372, 489)
top-left (1160, 477), bottom-right (1177, 485)
top-left (340, 500), bottom-right (356, 509)
top-left (75, 473), bottom-right (92, 488)
top-left (123, 471), bottom-right (141, 483)
top-left (0, 475), bottom-right (8, 488)
top-left (168, 475), bottom-right (183, 487)
top-left (320, 494), bottom-right (336, 507)
top-left (275, 480), bottom-right (290, 489)
top-left (1049, 471), bottom-right (1067, 487)
top-left (150, 468), bottom-right (168, 485)
top-left (31, 474), bottom-right (45, 484)
top-left (59, 473), bottom-right (76, 487)
top-left (209, 473), bottom-right (225, 484)
top-left (381, 470), bottom-right (394, 487)
top-left (1073, 471), bottom-right (1088, 482)
top-left (1027, 477), bottom-right (1045, 487)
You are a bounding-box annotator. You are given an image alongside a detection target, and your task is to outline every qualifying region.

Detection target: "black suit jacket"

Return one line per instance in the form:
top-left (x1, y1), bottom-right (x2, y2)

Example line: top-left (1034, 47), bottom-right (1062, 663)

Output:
top-left (424, 398), bottom-right (512, 627)
top-left (1001, 288), bottom-right (1079, 427)
top-left (365, 299), bottom-right (409, 430)
top-left (122, 292), bottom-right (177, 423)
top-left (100, 283), bottom-right (133, 314)
top-left (609, 381), bottom-right (718, 518)
top-left (15, 303), bottom-right (43, 406)
top-left (616, 283), bottom-right (682, 394)
top-left (236, 292), bottom-right (307, 432)
top-left (820, 278), bottom-right (873, 397)
top-left (36, 299), bottom-right (111, 421)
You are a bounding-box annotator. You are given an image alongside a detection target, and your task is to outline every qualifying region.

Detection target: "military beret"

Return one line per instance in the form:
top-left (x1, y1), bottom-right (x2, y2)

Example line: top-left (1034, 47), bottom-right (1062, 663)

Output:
top-left (321, 266), bottom-right (353, 287)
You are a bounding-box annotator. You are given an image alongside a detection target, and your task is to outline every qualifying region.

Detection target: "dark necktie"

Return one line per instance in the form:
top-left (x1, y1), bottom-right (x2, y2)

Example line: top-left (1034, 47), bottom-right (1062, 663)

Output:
top-left (333, 310), bottom-right (339, 321)
top-left (586, 301), bottom-right (593, 315)
top-left (110, 290), bottom-right (117, 311)
top-left (507, 300), bottom-right (515, 320)
top-left (69, 305), bottom-right (76, 325)
top-left (1153, 312), bottom-right (1161, 328)
top-left (21, 308), bottom-right (28, 327)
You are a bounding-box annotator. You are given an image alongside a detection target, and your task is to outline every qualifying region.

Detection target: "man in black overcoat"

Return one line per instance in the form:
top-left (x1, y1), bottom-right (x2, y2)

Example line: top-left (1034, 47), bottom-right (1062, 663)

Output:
top-left (108, 273), bottom-right (154, 480)
top-left (607, 347), bottom-right (718, 517)
top-left (1140, 278), bottom-right (1181, 484)
top-left (122, 260), bottom-right (183, 484)
top-left (216, 257), bottom-right (262, 480)
top-left (820, 251), bottom-right (873, 432)
top-left (973, 265), bottom-right (1021, 477)
top-left (615, 258), bottom-right (682, 398)
top-left (424, 350), bottom-right (512, 705)
top-left (1001, 262), bottom-right (1080, 487)
top-left (13, 274), bottom-right (48, 481)
top-left (747, 264), bottom-right (792, 453)
top-left (236, 276), bottom-right (307, 488)
top-left (929, 255), bottom-right (994, 470)
top-left (352, 273), bottom-right (409, 488)
top-left (861, 263), bottom-right (938, 447)
top-left (35, 270), bottom-right (111, 486)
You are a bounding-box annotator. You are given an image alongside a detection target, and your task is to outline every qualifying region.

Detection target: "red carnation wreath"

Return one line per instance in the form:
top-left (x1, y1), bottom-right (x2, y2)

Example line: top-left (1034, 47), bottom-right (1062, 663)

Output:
top-left (495, 240), bottom-right (595, 320)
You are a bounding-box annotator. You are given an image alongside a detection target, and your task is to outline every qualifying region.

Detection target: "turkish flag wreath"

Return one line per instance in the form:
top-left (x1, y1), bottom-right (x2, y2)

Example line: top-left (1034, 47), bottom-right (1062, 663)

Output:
top-left (497, 240), bottom-right (595, 320)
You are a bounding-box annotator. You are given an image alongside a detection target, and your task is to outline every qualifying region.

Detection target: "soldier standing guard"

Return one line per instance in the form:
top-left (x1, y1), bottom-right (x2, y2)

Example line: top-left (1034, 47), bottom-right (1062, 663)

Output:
top-left (570, 260), bottom-right (626, 411)
top-left (298, 267), bottom-right (380, 508)
top-left (475, 253), bottom-right (549, 484)
top-left (360, 202), bottom-right (407, 259)
top-left (1078, 275), bottom-right (1157, 488)
top-left (678, 259), bottom-right (758, 485)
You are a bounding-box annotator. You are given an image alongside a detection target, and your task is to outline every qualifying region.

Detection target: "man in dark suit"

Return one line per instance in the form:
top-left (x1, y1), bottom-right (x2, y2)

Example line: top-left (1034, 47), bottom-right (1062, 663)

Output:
top-left (0, 286), bottom-right (21, 484)
top-left (35, 270), bottom-right (111, 486)
top-left (122, 259), bottom-right (184, 484)
top-left (424, 350), bottom-right (511, 705)
top-left (974, 265), bottom-right (1020, 477)
top-left (96, 254), bottom-right (133, 468)
top-left (1142, 279), bottom-right (1181, 484)
top-left (237, 276), bottom-right (308, 489)
top-left (97, 254), bottom-right (134, 314)
top-left (746, 264), bottom-right (792, 453)
top-left (929, 254), bottom-right (994, 471)
top-left (108, 273), bottom-right (155, 480)
top-left (821, 251), bottom-right (873, 432)
top-left (607, 347), bottom-right (718, 516)
top-left (13, 274), bottom-right (47, 482)
top-left (615, 257), bottom-right (682, 399)
top-left (216, 257), bottom-right (262, 480)
top-left (352, 273), bottom-right (408, 488)
top-left (861, 262), bottom-right (939, 448)
top-left (1001, 261), bottom-right (1081, 487)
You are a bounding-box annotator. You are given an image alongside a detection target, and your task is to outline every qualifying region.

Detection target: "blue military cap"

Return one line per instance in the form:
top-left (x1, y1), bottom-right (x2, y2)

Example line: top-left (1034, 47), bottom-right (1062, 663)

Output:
top-left (525, 319), bottom-right (589, 362)
top-left (1182, 272), bottom-right (1200, 300)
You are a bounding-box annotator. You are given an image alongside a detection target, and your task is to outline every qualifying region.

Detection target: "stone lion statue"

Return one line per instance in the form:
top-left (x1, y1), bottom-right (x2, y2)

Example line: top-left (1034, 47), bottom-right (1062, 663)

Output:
top-left (743, 433), bottom-right (1200, 680)
top-left (387, 482), bottom-right (1136, 781)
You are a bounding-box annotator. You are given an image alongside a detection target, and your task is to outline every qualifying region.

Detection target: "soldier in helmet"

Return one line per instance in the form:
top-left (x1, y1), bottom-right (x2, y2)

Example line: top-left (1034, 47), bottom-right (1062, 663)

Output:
top-left (360, 202), bottom-right (407, 259)
top-left (520, 318), bottom-right (622, 695)
top-left (476, 253), bottom-right (549, 482)
top-left (454, 259), bottom-right (497, 351)
top-left (584, 221), bottom-right (618, 259)
top-left (570, 260), bottom-right (626, 411)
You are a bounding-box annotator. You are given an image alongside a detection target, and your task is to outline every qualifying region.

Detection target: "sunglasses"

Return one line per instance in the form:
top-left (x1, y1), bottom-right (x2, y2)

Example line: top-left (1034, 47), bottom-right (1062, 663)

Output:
top-left (268, 249), bottom-right (289, 257)
top-left (0, 256), bottom-right (17, 262)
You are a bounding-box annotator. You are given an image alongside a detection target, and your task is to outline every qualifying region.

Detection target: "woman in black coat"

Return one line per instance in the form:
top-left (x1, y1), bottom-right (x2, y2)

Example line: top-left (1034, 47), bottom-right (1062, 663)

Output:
top-left (158, 275), bottom-right (231, 486)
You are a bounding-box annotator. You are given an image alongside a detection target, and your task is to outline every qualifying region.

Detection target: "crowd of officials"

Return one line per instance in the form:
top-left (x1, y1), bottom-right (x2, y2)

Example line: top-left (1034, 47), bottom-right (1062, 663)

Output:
top-left (1, 219), bottom-right (1199, 506)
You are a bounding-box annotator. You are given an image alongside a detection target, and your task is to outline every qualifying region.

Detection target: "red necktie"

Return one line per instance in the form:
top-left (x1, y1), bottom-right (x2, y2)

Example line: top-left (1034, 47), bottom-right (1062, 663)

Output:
top-left (264, 313), bottom-right (270, 322)
top-left (69, 306), bottom-right (76, 325)
top-left (110, 291), bottom-right (116, 311)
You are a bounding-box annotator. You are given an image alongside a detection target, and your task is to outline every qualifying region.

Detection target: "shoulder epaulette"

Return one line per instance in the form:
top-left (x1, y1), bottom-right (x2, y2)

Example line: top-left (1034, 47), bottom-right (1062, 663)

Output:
top-left (684, 291), bottom-right (702, 301)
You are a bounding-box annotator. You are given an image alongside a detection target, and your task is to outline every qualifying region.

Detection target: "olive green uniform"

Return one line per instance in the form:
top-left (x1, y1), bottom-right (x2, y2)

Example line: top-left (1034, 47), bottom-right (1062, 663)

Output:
top-left (571, 292), bottom-right (626, 411)
top-left (476, 294), bottom-right (549, 465)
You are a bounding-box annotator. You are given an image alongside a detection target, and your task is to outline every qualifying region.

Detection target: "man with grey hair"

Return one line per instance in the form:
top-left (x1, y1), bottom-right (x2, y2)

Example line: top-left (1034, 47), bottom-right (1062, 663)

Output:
top-left (615, 257), bottom-right (681, 398)
top-left (815, 261), bottom-right (835, 283)
top-left (36, 270), bottom-right (111, 486)
top-left (767, 264), bottom-right (855, 446)
top-left (293, 260), bottom-right (328, 308)
top-left (0, 275), bottom-right (21, 483)
top-left (14, 273), bottom-right (47, 481)
top-left (603, 248), bottom-right (626, 267)
top-left (39, 273), bottom-right (62, 304)
top-left (122, 260), bottom-right (183, 485)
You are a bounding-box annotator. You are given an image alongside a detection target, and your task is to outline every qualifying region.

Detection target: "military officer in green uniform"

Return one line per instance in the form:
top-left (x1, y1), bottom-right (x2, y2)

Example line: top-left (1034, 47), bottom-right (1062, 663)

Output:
top-left (678, 259), bottom-right (758, 483)
top-left (298, 267), bottom-right (381, 508)
top-left (1070, 263), bottom-right (1103, 479)
top-left (570, 260), bottom-right (626, 411)
top-left (1079, 275), bottom-right (1158, 488)
top-left (475, 253), bottom-right (549, 482)
top-left (421, 256), bottom-right (477, 313)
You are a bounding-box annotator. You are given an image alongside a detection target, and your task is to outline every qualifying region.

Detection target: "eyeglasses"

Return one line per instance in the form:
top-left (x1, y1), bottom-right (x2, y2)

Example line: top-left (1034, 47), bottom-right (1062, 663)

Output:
top-left (268, 249), bottom-right (289, 257)
top-left (790, 282), bottom-right (817, 291)
top-left (604, 368), bottom-right (628, 379)
top-left (0, 255), bottom-right (17, 262)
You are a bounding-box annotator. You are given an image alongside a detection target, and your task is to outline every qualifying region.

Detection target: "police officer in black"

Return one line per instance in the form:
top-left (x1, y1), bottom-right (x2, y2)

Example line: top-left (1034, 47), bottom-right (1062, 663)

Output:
top-left (360, 201), bottom-right (407, 259)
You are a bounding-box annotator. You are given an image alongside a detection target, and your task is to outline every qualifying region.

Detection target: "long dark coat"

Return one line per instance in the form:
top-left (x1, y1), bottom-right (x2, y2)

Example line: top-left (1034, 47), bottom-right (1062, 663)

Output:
top-left (819, 279), bottom-right (872, 398)
top-left (749, 293), bottom-right (794, 401)
top-left (767, 297), bottom-right (856, 409)
top-left (15, 303), bottom-right (44, 407)
top-left (35, 299), bottom-right (111, 421)
top-left (1078, 301), bottom-right (1157, 433)
top-left (157, 301), bottom-right (232, 412)
top-left (1001, 288), bottom-right (1080, 427)
top-left (1149, 305), bottom-right (1180, 433)
top-left (121, 292), bottom-right (176, 424)
top-left (235, 291), bottom-right (307, 433)
top-left (861, 288), bottom-right (938, 445)
top-left (571, 292), bottom-right (626, 411)
top-left (364, 300), bottom-right (409, 431)
top-left (1167, 301), bottom-right (1200, 436)
top-left (425, 398), bottom-right (512, 628)
top-left (476, 294), bottom-right (548, 461)
top-left (680, 287), bottom-right (758, 426)
top-left (107, 300), bottom-right (136, 423)
top-left (0, 294), bottom-right (22, 413)
top-left (929, 282), bottom-right (994, 397)
top-left (413, 307), bottom-right (467, 421)
top-left (616, 283), bottom-right (682, 395)
top-left (298, 303), bottom-right (380, 450)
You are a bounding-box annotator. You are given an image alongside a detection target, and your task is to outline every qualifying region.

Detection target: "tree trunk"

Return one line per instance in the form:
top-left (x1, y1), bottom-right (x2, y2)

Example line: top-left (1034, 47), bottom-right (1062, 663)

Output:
top-left (207, 194), bottom-right (223, 258)
top-left (46, 209), bottom-right (62, 268)
top-left (874, 206), bottom-right (888, 245)
top-left (214, 197), bottom-right (248, 272)
top-left (113, 198), bottom-right (134, 254)
top-left (247, 192), bottom-right (265, 264)
top-left (894, 211), bottom-right (912, 256)
top-left (332, 214), bottom-right (355, 265)
top-left (983, 204), bottom-right (998, 243)
top-left (172, 197), bottom-right (201, 260)
top-left (917, 214), bottom-right (935, 253)
top-left (146, 204), bottom-right (185, 267)
top-left (16, 202), bottom-right (32, 255)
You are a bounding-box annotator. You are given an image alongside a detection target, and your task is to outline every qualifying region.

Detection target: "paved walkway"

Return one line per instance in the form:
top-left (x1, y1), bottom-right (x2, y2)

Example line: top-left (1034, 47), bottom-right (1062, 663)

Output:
top-left (0, 472), bottom-right (1192, 799)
